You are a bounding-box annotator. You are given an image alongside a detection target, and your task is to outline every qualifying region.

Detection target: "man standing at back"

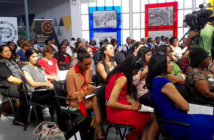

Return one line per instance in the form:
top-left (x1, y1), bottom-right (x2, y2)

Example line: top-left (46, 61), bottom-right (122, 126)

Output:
top-left (122, 37), bottom-right (132, 56)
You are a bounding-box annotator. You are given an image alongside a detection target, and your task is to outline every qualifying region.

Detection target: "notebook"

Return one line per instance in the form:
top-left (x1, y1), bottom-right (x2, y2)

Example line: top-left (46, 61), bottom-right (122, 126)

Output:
top-left (138, 104), bottom-right (154, 113)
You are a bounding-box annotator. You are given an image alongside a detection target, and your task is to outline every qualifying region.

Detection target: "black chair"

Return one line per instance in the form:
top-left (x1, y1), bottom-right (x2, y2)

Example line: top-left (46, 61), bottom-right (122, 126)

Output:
top-left (21, 82), bottom-right (55, 131)
top-left (185, 84), bottom-right (214, 108)
top-left (94, 86), bottom-right (134, 140)
top-left (93, 50), bottom-right (100, 65)
top-left (0, 85), bottom-right (17, 120)
top-left (53, 80), bottom-right (82, 140)
top-left (113, 52), bottom-right (126, 64)
top-left (149, 96), bottom-right (190, 140)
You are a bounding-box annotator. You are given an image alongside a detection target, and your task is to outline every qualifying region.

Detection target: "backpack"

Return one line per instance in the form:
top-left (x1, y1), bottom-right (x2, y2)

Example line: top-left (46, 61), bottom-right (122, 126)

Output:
top-left (33, 121), bottom-right (65, 140)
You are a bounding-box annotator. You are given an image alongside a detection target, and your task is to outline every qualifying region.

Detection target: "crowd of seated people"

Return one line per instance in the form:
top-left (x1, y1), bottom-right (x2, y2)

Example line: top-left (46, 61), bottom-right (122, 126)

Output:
top-left (1, 34), bottom-right (214, 140)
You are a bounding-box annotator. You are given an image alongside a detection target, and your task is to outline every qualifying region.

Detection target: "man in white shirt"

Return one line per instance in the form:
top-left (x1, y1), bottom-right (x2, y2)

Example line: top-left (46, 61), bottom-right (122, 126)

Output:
top-left (62, 39), bottom-right (73, 57)
top-left (164, 37), bottom-right (170, 46)
top-left (160, 36), bottom-right (165, 45)
top-left (154, 37), bottom-right (161, 52)
top-left (111, 38), bottom-right (122, 54)
top-left (141, 38), bottom-right (148, 47)
top-left (170, 37), bottom-right (187, 59)
top-left (16, 40), bottom-right (22, 52)
top-left (69, 38), bottom-right (76, 49)
top-left (122, 37), bottom-right (132, 56)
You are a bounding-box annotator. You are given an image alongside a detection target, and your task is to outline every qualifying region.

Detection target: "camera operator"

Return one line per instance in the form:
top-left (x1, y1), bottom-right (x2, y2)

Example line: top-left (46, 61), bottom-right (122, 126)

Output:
top-left (185, 9), bottom-right (214, 56)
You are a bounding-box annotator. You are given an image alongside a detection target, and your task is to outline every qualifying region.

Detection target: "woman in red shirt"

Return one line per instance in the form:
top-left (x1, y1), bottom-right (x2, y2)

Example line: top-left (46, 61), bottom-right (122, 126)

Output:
top-left (38, 46), bottom-right (59, 81)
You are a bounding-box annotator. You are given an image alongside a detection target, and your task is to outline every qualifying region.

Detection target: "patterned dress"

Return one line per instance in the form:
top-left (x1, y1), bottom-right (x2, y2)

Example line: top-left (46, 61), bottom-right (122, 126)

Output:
top-left (186, 67), bottom-right (214, 101)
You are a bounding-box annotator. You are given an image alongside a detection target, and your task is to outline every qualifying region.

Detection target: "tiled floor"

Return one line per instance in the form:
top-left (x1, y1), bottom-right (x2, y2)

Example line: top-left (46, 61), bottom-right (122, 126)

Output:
top-left (0, 112), bottom-right (127, 140)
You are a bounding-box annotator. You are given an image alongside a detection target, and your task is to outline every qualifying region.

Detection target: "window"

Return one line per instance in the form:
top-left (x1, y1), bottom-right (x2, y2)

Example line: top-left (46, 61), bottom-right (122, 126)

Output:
top-left (133, 0), bottom-right (195, 41)
top-left (80, 0), bottom-right (198, 45)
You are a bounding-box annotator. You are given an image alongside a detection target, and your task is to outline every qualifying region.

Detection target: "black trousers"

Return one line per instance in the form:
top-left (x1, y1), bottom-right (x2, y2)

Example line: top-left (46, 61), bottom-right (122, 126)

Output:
top-left (14, 90), bottom-right (55, 123)
top-left (138, 92), bottom-right (152, 107)
top-left (0, 83), bottom-right (21, 98)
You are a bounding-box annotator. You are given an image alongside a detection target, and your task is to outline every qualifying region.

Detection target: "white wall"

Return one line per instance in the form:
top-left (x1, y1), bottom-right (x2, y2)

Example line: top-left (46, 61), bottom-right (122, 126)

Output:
top-left (0, 0), bottom-right (72, 43)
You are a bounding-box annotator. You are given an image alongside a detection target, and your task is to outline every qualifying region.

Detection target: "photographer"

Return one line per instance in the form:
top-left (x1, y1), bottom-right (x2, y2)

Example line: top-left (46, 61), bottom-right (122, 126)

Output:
top-left (185, 9), bottom-right (214, 56)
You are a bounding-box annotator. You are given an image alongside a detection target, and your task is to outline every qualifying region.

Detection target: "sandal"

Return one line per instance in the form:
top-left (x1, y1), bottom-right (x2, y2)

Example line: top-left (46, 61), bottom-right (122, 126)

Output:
top-left (13, 120), bottom-right (24, 126)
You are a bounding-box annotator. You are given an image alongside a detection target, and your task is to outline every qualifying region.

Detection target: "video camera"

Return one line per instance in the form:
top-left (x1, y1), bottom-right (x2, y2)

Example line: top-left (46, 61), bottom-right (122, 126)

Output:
top-left (181, 3), bottom-right (214, 48)
top-left (184, 9), bottom-right (214, 31)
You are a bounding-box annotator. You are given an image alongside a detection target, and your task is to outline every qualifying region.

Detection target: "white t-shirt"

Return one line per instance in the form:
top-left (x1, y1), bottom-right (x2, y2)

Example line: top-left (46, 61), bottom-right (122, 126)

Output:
top-left (69, 41), bottom-right (76, 48)
top-left (171, 46), bottom-right (187, 59)
top-left (66, 46), bottom-right (73, 57)
top-left (160, 41), bottom-right (165, 46)
top-left (122, 44), bottom-right (132, 52)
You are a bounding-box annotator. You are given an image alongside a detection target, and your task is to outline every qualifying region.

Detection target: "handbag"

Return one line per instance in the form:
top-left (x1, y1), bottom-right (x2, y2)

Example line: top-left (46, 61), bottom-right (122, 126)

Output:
top-left (33, 121), bottom-right (65, 140)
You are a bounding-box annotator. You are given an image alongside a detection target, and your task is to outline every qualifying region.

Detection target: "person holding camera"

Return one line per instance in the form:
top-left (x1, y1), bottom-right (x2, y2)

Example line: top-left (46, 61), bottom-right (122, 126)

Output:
top-left (185, 10), bottom-right (214, 56)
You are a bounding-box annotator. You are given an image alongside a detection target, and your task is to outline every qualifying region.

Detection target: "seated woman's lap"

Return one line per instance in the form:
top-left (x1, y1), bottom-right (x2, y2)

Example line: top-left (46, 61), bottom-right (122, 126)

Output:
top-left (32, 90), bottom-right (55, 104)
top-left (84, 98), bottom-right (93, 109)
top-left (0, 83), bottom-right (21, 98)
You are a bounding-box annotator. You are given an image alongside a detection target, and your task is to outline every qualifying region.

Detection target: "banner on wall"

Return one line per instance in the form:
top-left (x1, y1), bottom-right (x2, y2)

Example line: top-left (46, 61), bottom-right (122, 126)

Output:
top-left (0, 17), bottom-right (18, 45)
top-left (34, 19), bottom-right (53, 46)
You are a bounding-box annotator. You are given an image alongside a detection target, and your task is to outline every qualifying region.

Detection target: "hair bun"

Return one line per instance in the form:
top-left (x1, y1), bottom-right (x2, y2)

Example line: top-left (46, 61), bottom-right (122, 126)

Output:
top-left (77, 47), bottom-right (87, 54)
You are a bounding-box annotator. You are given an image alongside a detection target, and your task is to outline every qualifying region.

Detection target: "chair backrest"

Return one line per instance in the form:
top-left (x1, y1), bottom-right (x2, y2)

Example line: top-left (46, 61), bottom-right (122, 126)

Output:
top-left (113, 52), bottom-right (125, 64)
top-left (94, 86), bottom-right (106, 120)
top-left (53, 80), bottom-right (68, 106)
top-left (149, 96), bottom-right (171, 139)
top-left (93, 50), bottom-right (100, 64)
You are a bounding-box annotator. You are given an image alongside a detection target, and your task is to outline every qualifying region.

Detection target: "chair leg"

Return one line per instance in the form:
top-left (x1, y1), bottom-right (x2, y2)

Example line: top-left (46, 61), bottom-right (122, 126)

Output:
top-left (122, 128), bottom-right (127, 140)
top-left (8, 97), bottom-right (15, 116)
top-left (69, 113), bottom-right (77, 140)
top-left (50, 105), bottom-right (55, 121)
top-left (118, 127), bottom-right (124, 140)
top-left (104, 126), bottom-right (110, 140)
top-left (0, 96), bottom-right (5, 121)
top-left (33, 105), bottom-right (39, 121)
top-left (115, 127), bottom-right (119, 134)
top-left (24, 105), bottom-right (32, 131)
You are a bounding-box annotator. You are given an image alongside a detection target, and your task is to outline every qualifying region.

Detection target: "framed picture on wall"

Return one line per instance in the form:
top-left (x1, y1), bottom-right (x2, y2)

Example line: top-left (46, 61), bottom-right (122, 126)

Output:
top-left (93, 10), bottom-right (117, 28)
top-left (148, 6), bottom-right (174, 26)
top-left (148, 30), bottom-right (173, 40)
top-left (145, 2), bottom-right (178, 38)
top-left (94, 32), bottom-right (117, 42)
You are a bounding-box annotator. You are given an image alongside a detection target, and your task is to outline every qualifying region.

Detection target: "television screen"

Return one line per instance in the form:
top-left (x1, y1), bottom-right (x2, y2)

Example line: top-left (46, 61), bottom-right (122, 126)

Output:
top-left (93, 10), bottom-right (117, 28)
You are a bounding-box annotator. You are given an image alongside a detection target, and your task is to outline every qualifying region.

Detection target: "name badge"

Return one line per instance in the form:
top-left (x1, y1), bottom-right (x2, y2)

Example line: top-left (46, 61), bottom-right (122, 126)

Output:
top-left (48, 61), bottom-right (53, 65)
